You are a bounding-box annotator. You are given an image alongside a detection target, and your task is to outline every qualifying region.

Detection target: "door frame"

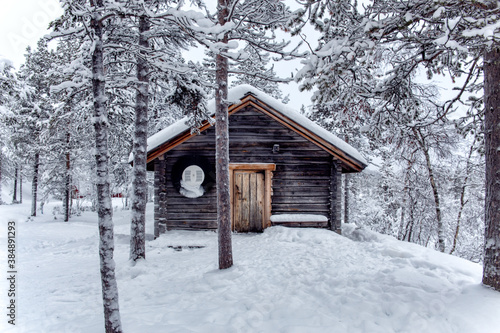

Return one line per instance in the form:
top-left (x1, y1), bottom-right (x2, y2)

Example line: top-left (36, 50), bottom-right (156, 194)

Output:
top-left (229, 163), bottom-right (275, 231)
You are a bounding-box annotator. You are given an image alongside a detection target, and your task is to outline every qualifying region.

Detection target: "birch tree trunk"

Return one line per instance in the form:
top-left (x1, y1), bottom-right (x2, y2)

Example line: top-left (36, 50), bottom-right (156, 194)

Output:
top-left (90, 0), bottom-right (123, 331)
top-left (31, 154), bottom-right (39, 216)
top-left (215, 0), bottom-right (233, 270)
top-left (483, 45), bottom-right (500, 291)
top-left (130, 12), bottom-right (149, 261)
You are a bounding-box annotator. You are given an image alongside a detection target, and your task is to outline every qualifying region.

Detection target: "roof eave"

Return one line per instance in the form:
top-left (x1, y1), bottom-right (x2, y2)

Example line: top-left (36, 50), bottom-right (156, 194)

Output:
top-left (146, 95), bottom-right (367, 173)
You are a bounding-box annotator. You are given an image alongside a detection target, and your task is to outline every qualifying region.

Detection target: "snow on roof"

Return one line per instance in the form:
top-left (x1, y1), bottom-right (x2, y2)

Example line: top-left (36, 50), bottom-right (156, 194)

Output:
top-left (145, 85), bottom-right (367, 166)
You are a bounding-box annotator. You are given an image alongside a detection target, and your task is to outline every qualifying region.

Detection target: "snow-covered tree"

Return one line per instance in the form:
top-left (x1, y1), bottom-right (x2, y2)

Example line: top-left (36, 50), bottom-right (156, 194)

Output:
top-left (47, 39), bottom-right (96, 222)
top-left (0, 58), bottom-right (19, 205)
top-left (50, 1), bottom-right (123, 330)
top-left (14, 40), bottom-right (56, 216)
top-left (100, 0), bottom-right (209, 261)
top-left (230, 44), bottom-right (284, 100)
top-left (294, 0), bottom-right (500, 291)
top-left (177, 0), bottom-right (304, 269)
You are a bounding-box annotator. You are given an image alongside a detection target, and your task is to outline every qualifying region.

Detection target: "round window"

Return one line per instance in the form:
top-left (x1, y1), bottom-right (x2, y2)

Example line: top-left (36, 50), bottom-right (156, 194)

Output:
top-left (172, 155), bottom-right (215, 198)
top-left (182, 165), bottom-right (205, 187)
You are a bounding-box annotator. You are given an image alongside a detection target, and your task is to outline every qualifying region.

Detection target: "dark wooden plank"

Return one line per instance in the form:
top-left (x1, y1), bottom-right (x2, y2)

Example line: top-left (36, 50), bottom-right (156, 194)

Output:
top-left (272, 179), bottom-right (329, 187)
top-left (167, 212), bottom-right (218, 219)
top-left (230, 147), bottom-right (328, 154)
top-left (272, 204), bottom-right (330, 212)
top-left (228, 156), bottom-right (330, 164)
top-left (272, 189), bottom-right (330, 197)
top-left (167, 220), bottom-right (217, 230)
top-left (229, 142), bottom-right (327, 150)
top-left (166, 198), bottom-right (218, 206)
top-left (170, 141), bottom-right (327, 152)
top-left (229, 136), bottom-right (309, 143)
top-left (271, 195), bottom-right (329, 202)
top-left (167, 226), bottom-right (217, 231)
top-left (166, 210), bottom-right (217, 215)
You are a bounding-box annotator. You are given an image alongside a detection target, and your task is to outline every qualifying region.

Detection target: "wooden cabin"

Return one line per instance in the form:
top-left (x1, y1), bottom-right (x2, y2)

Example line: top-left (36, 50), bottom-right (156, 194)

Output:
top-left (146, 85), bottom-right (367, 237)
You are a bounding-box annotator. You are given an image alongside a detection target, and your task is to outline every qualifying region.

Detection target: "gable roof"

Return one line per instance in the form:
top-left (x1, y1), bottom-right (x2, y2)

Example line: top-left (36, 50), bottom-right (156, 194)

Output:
top-left (145, 85), bottom-right (367, 172)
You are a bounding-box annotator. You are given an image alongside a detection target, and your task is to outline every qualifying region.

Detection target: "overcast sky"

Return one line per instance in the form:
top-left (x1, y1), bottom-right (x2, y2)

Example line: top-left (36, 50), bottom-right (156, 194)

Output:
top-left (0, 0), bottom-right (62, 68)
top-left (0, 0), bottom-right (312, 108)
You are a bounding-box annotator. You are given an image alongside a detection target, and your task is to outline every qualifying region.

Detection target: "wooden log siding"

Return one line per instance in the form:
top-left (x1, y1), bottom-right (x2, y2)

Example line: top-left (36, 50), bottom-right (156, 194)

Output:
top-left (157, 106), bottom-right (336, 231)
top-left (164, 154), bottom-right (218, 230)
top-left (330, 158), bottom-right (342, 234)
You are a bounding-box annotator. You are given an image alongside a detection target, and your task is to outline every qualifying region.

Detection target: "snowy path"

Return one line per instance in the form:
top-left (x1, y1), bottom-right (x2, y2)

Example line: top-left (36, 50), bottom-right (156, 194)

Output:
top-left (1, 201), bottom-right (499, 332)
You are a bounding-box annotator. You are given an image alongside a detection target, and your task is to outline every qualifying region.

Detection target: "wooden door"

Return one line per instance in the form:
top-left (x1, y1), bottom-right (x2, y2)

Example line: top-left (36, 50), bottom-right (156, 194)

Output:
top-left (233, 171), bottom-right (265, 232)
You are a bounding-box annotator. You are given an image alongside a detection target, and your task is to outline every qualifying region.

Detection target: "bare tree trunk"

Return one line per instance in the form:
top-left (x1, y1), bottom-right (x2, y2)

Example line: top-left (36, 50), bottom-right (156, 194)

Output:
top-left (406, 204), bottom-right (414, 242)
top-left (414, 128), bottom-right (445, 252)
top-left (0, 153), bottom-right (3, 205)
top-left (483, 45), bottom-right (500, 291)
top-left (64, 131), bottom-right (71, 222)
top-left (450, 138), bottom-right (476, 255)
top-left (31, 154), bottom-right (39, 216)
top-left (19, 166), bottom-right (22, 204)
top-left (215, 0), bottom-right (233, 270)
top-left (130, 12), bottom-right (149, 262)
top-left (13, 167), bottom-right (18, 203)
top-left (343, 174), bottom-right (349, 224)
top-left (90, 0), bottom-right (123, 331)
top-left (398, 158), bottom-right (413, 240)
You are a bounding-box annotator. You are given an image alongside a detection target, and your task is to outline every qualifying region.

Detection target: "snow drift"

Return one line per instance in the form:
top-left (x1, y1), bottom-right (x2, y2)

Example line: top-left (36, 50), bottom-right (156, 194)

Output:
top-left (1, 201), bottom-right (499, 333)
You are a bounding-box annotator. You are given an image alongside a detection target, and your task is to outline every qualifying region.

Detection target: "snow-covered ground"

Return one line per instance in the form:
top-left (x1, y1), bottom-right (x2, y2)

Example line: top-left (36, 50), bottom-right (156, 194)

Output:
top-left (1, 197), bottom-right (499, 333)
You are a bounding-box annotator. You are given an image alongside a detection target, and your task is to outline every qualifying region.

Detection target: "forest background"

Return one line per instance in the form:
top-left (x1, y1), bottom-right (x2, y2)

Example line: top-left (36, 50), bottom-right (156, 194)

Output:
top-left (0, 0), bottom-right (496, 308)
top-left (3, 1), bottom-right (500, 331)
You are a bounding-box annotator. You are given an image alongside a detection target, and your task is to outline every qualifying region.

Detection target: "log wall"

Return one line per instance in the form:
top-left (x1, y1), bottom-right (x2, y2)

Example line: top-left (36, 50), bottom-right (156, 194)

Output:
top-left (154, 106), bottom-right (339, 231)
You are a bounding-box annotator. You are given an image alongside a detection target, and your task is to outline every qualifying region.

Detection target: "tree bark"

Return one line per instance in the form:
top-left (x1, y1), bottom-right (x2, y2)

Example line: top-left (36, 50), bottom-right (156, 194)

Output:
top-left (19, 167), bottom-right (22, 204)
top-left (343, 174), bottom-right (349, 224)
top-left (90, 0), bottom-right (123, 331)
top-left (31, 154), bottom-right (39, 216)
top-left (64, 131), bottom-right (71, 222)
top-left (13, 167), bottom-right (18, 203)
top-left (330, 158), bottom-right (342, 233)
top-left (0, 153), bottom-right (3, 205)
top-left (215, 0), bottom-right (233, 270)
top-left (130, 12), bottom-right (150, 261)
top-left (483, 45), bottom-right (500, 291)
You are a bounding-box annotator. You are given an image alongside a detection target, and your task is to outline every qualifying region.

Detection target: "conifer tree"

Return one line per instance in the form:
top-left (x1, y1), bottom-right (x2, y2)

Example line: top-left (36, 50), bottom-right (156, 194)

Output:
top-left (178, 0), bottom-right (304, 269)
top-left (15, 40), bottom-right (56, 216)
top-left (105, 0), bottom-right (209, 261)
top-left (293, 0), bottom-right (500, 290)
top-left (0, 58), bottom-right (19, 205)
top-left (230, 45), bottom-right (284, 100)
top-left (50, 1), bottom-right (123, 330)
